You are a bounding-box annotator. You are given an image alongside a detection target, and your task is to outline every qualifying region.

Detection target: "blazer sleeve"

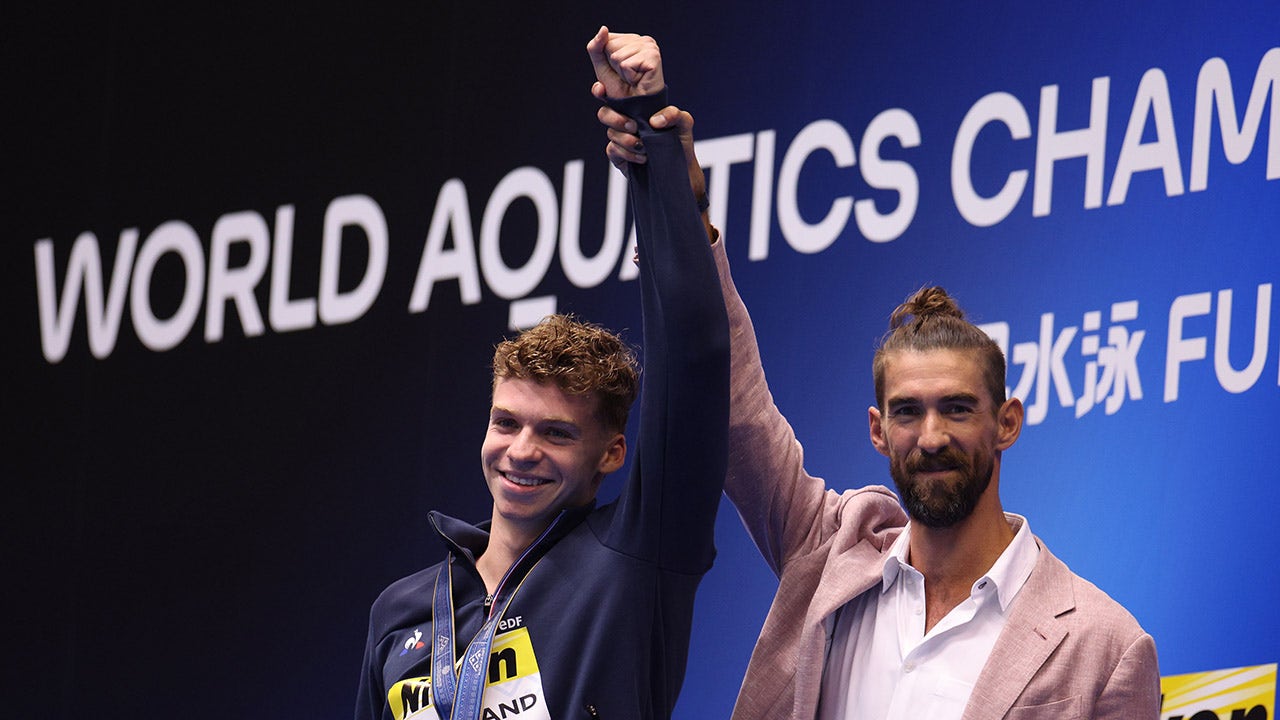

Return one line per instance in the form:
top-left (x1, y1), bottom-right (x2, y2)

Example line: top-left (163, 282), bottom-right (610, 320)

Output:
top-left (711, 242), bottom-right (904, 577)
top-left (1094, 631), bottom-right (1161, 720)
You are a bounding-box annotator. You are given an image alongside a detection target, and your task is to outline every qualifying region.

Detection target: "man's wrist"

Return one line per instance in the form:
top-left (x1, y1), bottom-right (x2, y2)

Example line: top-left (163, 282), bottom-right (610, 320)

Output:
top-left (602, 87), bottom-right (671, 133)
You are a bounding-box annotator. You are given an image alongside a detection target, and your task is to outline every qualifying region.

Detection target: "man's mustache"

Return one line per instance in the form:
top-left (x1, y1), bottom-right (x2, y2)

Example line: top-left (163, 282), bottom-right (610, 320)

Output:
top-left (905, 448), bottom-right (969, 474)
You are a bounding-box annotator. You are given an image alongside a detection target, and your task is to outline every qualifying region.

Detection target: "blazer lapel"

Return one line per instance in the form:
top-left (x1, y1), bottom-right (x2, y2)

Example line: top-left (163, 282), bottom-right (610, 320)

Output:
top-left (962, 539), bottom-right (1075, 720)
top-left (793, 537), bottom-right (892, 719)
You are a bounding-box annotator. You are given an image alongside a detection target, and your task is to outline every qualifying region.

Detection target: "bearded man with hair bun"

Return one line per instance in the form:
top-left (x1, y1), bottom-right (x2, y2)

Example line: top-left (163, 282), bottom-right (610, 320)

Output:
top-left (597, 40), bottom-right (1160, 717)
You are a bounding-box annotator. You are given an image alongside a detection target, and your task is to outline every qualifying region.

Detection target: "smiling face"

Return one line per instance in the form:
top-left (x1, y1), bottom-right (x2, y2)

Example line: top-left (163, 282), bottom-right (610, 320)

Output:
top-left (869, 349), bottom-right (1023, 528)
top-left (482, 377), bottom-right (626, 539)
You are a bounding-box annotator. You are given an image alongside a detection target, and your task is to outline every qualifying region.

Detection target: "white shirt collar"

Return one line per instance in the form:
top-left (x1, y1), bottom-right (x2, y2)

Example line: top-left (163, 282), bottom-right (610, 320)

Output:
top-left (880, 513), bottom-right (1038, 611)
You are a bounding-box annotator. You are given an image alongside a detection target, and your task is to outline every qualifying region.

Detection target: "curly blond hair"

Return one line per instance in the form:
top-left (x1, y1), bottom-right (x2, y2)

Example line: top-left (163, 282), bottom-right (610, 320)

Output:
top-left (872, 287), bottom-right (1006, 410)
top-left (492, 314), bottom-right (639, 432)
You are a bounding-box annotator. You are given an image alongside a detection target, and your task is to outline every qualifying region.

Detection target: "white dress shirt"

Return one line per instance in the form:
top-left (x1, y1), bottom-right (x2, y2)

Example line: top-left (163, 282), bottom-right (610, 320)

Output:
top-left (817, 513), bottom-right (1039, 720)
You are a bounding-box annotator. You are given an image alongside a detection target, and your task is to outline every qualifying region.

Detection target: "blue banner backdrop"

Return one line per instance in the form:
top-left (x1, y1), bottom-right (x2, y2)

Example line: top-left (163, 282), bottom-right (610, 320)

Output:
top-left (6, 3), bottom-right (1277, 718)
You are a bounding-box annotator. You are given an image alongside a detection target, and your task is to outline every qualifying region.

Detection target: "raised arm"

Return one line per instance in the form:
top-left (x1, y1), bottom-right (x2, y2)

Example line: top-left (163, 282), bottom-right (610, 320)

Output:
top-left (596, 95), bottom-right (716, 245)
top-left (586, 27), bottom-right (730, 572)
top-left (594, 77), bottom-right (905, 575)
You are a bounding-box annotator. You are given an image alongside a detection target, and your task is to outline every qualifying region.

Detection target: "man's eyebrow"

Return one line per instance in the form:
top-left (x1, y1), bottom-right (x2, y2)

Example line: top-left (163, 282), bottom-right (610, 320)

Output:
top-left (489, 405), bottom-right (580, 426)
top-left (886, 392), bottom-right (981, 407)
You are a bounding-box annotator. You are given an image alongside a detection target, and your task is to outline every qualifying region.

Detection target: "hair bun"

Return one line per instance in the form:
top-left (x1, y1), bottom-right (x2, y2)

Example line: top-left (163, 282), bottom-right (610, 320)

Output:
top-left (888, 287), bottom-right (965, 330)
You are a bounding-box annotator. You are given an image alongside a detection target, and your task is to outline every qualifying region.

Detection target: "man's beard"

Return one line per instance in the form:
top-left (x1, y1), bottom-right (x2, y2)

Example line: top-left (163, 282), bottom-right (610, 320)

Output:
top-left (889, 446), bottom-right (994, 528)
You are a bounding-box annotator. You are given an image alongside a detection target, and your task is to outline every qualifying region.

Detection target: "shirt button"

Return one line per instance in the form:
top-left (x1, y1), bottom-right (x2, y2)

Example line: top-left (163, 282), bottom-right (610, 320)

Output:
top-left (904, 662), bottom-right (916, 673)
top-left (914, 606), bottom-right (922, 615)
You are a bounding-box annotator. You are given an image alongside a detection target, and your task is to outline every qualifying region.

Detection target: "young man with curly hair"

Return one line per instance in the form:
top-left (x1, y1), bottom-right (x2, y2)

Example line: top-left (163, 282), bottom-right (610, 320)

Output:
top-left (355, 28), bottom-right (729, 720)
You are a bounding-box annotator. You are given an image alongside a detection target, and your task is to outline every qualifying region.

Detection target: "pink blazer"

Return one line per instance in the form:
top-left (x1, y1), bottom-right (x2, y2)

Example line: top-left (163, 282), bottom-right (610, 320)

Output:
top-left (712, 244), bottom-right (1161, 720)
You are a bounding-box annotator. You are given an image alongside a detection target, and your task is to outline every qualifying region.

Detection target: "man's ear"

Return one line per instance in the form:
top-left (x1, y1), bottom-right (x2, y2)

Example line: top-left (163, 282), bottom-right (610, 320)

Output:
top-left (588, 434), bottom-right (627, 496)
top-left (996, 397), bottom-right (1024, 451)
top-left (598, 433), bottom-right (627, 475)
top-left (868, 406), bottom-right (890, 457)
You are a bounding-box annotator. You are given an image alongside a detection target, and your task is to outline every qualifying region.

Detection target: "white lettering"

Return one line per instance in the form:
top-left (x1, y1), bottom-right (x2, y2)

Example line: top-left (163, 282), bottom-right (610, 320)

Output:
top-left (559, 160), bottom-right (626, 289)
top-left (480, 167), bottom-right (558, 300)
top-left (777, 119), bottom-right (855, 254)
top-left (34, 230), bottom-right (138, 362)
top-left (1034, 77), bottom-right (1110, 216)
top-left (409, 179), bottom-right (482, 313)
top-left (1074, 302), bottom-right (1145, 417)
top-left (1014, 313), bottom-right (1078, 426)
top-left (1165, 292), bottom-right (1213, 402)
top-left (1190, 48), bottom-right (1280, 191)
top-left (856, 108), bottom-right (920, 243)
top-left (130, 221), bottom-right (205, 352)
top-left (206, 211), bottom-right (269, 342)
top-left (749, 130), bottom-right (777, 261)
top-left (952, 92), bottom-right (1031, 227)
top-left (1215, 284), bottom-right (1272, 393)
top-left (696, 132), bottom-right (755, 247)
top-left (319, 194), bottom-right (388, 325)
top-left (269, 205), bottom-right (318, 333)
top-left (1108, 68), bottom-right (1185, 205)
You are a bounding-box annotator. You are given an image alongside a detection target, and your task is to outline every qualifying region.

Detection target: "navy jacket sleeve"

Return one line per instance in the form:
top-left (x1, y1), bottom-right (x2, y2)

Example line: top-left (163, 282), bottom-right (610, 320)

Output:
top-left (355, 609), bottom-right (382, 720)
top-left (604, 90), bottom-right (731, 573)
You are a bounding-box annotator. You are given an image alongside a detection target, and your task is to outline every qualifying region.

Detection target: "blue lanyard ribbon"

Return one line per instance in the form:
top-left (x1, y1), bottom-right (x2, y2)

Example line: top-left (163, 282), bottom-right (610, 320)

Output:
top-left (430, 559), bottom-right (459, 719)
top-left (452, 612), bottom-right (503, 720)
top-left (429, 518), bottom-right (561, 720)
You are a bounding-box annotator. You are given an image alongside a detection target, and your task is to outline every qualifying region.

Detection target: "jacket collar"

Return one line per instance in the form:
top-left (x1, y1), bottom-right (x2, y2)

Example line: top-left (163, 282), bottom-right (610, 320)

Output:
top-left (427, 502), bottom-right (596, 566)
top-left (961, 538), bottom-right (1076, 720)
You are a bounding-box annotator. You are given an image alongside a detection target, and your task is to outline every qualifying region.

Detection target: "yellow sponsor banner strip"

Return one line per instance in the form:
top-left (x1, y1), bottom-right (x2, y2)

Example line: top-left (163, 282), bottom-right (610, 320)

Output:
top-left (388, 677), bottom-right (438, 720)
top-left (1161, 663), bottom-right (1275, 720)
top-left (386, 628), bottom-right (545, 719)
top-left (488, 627), bottom-right (540, 684)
